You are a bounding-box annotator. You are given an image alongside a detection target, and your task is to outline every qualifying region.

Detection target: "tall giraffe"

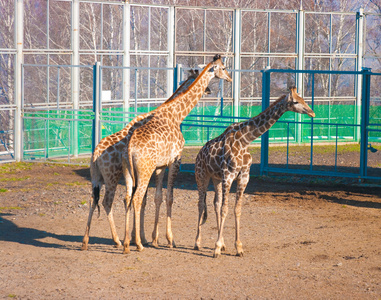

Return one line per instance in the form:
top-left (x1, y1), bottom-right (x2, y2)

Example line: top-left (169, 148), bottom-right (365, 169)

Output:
top-left (194, 86), bottom-right (315, 258)
top-left (81, 70), bottom-right (208, 251)
top-left (122, 54), bottom-right (232, 253)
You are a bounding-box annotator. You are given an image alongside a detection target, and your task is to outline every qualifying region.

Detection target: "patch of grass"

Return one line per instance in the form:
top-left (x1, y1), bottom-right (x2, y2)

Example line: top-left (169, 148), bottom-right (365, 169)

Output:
top-left (0, 188), bottom-right (8, 193)
top-left (0, 162), bottom-right (33, 174)
top-left (0, 206), bottom-right (22, 212)
top-left (66, 181), bottom-right (87, 186)
top-left (80, 200), bottom-right (87, 205)
top-left (7, 294), bottom-right (16, 298)
top-left (0, 176), bottom-right (30, 182)
top-left (47, 182), bottom-right (60, 186)
top-left (53, 172), bottom-right (59, 176)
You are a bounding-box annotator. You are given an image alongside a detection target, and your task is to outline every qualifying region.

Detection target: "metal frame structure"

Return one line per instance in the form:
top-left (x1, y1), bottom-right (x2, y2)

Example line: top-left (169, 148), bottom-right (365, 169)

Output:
top-left (0, 1), bottom-right (380, 180)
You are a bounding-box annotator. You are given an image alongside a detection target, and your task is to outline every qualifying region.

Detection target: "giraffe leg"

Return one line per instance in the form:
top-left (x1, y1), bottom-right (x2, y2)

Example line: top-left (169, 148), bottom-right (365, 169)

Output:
top-left (165, 159), bottom-right (181, 248)
top-left (234, 168), bottom-right (250, 257)
top-left (212, 178), bottom-right (226, 252)
top-left (81, 190), bottom-right (100, 251)
top-left (152, 167), bottom-right (165, 248)
top-left (122, 173), bottom-right (133, 254)
top-left (102, 184), bottom-right (122, 248)
top-left (194, 173), bottom-right (210, 251)
top-left (213, 177), bottom-right (233, 258)
top-left (132, 178), bottom-right (151, 252)
top-left (140, 191), bottom-right (148, 245)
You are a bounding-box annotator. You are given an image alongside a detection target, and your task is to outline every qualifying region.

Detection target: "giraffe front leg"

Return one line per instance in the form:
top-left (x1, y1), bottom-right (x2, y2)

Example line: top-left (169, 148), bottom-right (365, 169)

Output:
top-left (151, 167), bottom-right (165, 248)
top-left (213, 178), bottom-right (232, 258)
top-left (122, 175), bottom-right (133, 254)
top-left (212, 178), bottom-right (226, 252)
top-left (234, 169), bottom-right (250, 257)
top-left (140, 191), bottom-right (148, 246)
top-left (132, 179), bottom-right (150, 252)
top-left (122, 195), bottom-right (131, 254)
top-left (165, 160), bottom-right (180, 248)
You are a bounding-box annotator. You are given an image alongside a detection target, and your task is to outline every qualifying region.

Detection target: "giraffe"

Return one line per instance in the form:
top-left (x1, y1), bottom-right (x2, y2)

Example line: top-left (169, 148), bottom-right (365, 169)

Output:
top-left (122, 54), bottom-right (232, 254)
top-left (81, 69), bottom-right (208, 251)
top-left (194, 86), bottom-right (315, 258)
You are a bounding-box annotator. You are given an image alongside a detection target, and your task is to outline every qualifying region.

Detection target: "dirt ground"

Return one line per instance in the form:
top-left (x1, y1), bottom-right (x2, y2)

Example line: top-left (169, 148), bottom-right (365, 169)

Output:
top-left (0, 148), bottom-right (381, 299)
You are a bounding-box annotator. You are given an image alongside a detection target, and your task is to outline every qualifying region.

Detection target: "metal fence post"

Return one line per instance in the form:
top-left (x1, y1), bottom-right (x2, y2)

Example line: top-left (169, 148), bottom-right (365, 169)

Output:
top-left (359, 67), bottom-right (371, 178)
top-left (72, 0), bottom-right (80, 157)
top-left (92, 62), bottom-right (101, 152)
top-left (173, 64), bottom-right (182, 93)
top-left (14, 0), bottom-right (24, 161)
top-left (296, 8), bottom-right (305, 144)
top-left (167, 6), bottom-right (175, 98)
top-left (355, 8), bottom-right (364, 142)
top-left (260, 68), bottom-right (271, 176)
top-left (233, 8), bottom-right (241, 120)
top-left (123, 1), bottom-right (131, 113)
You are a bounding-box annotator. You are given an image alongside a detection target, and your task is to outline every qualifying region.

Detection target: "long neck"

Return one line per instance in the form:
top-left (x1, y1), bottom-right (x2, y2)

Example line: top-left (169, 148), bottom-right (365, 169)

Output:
top-left (237, 96), bottom-right (288, 148)
top-left (160, 64), bottom-right (214, 124)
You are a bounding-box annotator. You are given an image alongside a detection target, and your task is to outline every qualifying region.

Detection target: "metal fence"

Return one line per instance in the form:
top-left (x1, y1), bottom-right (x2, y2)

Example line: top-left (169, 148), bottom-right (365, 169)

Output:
top-left (19, 62), bottom-right (381, 180)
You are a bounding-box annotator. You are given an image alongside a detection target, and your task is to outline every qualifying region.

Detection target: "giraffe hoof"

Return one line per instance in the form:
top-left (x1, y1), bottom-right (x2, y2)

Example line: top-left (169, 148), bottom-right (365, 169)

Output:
top-left (213, 252), bottom-right (221, 259)
top-left (137, 245), bottom-right (144, 252)
top-left (122, 247), bottom-right (130, 254)
top-left (194, 245), bottom-right (200, 251)
top-left (236, 251), bottom-right (244, 257)
top-left (80, 244), bottom-right (88, 251)
top-left (151, 240), bottom-right (159, 248)
top-left (221, 245), bottom-right (226, 252)
top-left (113, 242), bottom-right (122, 248)
top-left (168, 241), bottom-right (176, 248)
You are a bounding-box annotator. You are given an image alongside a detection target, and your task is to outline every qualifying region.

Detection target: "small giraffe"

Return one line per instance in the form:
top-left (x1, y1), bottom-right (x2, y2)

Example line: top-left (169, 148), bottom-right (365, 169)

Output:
top-left (81, 70), bottom-right (208, 251)
top-left (194, 86), bottom-right (315, 258)
top-left (122, 54), bottom-right (232, 253)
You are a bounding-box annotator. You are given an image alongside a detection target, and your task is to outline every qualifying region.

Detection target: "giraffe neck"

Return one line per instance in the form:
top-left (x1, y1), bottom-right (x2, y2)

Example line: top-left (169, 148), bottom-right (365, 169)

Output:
top-left (160, 64), bottom-right (214, 125)
top-left (237, 96), bottom-right (288, 148)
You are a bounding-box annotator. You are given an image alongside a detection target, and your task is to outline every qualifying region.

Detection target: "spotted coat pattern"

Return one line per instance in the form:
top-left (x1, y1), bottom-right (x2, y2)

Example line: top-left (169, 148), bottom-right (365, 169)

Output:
top-left (122, 55), bottom-right (233, 253)
top-left (81, 70), bottom-right (206, 251)
top-left (194, 87), bottom-right (315, 258)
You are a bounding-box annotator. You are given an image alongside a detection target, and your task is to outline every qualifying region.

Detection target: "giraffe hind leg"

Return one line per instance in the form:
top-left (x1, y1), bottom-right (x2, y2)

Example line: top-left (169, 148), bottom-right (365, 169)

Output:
top-left (102, 184), bottom-right (122, 248)
top-left (81, 185), bottom-right (100, 251)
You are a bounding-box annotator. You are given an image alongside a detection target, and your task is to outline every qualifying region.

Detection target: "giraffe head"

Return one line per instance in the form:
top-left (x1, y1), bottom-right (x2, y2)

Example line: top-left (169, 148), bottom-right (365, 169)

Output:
top-left (287, 86), bottom-right (315, 118)
top-left (208, 54), bottom-right (233, 82)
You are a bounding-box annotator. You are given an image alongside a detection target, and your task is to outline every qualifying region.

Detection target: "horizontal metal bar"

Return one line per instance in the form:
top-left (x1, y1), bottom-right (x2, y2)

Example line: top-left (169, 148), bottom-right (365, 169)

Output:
top-left (263, 166), bottom-right (381, 181)
top-left (23, 63), bottom-right (93, 68)
top-left (266, 69), bottom-right (364, 75)
top-left (22, 116), bottom-right (93, 122)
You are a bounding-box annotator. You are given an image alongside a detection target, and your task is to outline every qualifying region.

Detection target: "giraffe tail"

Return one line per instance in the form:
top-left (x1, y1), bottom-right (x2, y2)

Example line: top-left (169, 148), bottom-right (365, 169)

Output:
top-left (90, 159), bottom-right (102, 217)
top-left (201, 193), bottom-right (208, 225)
top-left (92, 185), bottom-right (101, 217)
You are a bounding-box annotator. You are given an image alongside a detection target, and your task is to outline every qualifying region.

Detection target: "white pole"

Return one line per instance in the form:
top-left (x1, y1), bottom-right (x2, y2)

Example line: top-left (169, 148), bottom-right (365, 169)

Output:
top-left (14, 0), bottom-right (24, 161)
top-left (233, 9), bottom-right (241, 120)
top-left (355, 8), bottom-right (364, 141)
top-left (296, 8), bottom-right (305, 144)
top-left (72, 0), bottom-right (80, 156)
top-left (123, 1), bottom-right (130, 113)
top-left (167, 6), bottom-right (175, 97)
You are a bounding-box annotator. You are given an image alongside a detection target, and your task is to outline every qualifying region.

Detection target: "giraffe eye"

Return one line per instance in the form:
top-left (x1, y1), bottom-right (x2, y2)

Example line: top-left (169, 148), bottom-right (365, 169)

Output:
top-left (293, 101), bottom-right (299, 105)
